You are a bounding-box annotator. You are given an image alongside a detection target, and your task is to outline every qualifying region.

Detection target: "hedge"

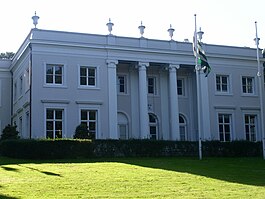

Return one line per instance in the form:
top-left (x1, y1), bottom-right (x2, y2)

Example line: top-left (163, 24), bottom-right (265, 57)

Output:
top-left (0, 139), bottom-right (262, 159)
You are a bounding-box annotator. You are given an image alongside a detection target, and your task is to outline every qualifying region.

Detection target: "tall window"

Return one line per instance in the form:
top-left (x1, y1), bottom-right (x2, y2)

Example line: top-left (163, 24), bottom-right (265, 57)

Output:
top-left (244, 114), bottom-right (257, 141)
top-left (46, 109), bottom-right (63, 139)
top-left (19, 75), bottom-right (23, 96)
top-left (177, 79), bottom-right (184, 96)
top-left (148, 77), bottom-right (156, 94)
top-left (117, 75), bottom-right (127, 94)
top-left (80, 66), bottom-right (96, 86)
top-left (14, 82), bottom-right (17, 101)
top-left (179, 115), bottom-right (187, 141)
top-left (25, 68), bottom-right (30, 91)
top-left (242, 76), bottom-right (254, 94)
top-left (149, 113), bottom-right (158, 140)
top-left (46, 64), bottom-right (63, 85)
top-left (216, 75), bottom-right (229, 92)
top-left (81, 110), bottom-right (97, 139)
top-left (218, 114), bottom-right (232, 142)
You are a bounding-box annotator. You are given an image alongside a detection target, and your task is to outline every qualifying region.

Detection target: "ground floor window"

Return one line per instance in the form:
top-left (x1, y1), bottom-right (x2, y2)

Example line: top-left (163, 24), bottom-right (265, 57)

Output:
top-left (149, 113), bottom-right (158, 140)
top-left (179, 115), bottom-right (187, 141)
top-left (218, 113), bottom-right (231, 142)
top-left (80, 110), bottom-right (97, 139)
top-left (244, 114), bottom-right (257, 141)
top-left (46, 109), bottom-right (63, 139)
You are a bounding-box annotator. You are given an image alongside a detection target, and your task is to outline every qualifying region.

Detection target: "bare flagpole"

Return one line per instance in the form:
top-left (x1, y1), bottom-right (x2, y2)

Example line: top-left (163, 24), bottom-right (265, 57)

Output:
top-left (254, 21), bottom-right (265, 159)
top-left (194, 14), bottom-right (202, 160)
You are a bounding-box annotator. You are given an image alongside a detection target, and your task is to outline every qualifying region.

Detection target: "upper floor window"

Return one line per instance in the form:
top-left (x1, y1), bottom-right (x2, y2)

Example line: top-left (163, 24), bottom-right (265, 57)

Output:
top-left (148, 77), bottom-right (157, 95)
top-left (242, 76), bottom-right (254, 94)
top-left (216, 75), bottom-right (229, 93)
top-left (46, 64), bottom-right (63, 85)
top-left (80, 66), bottom-right (96, 87)
top-left (19, 75), bottom-right (23, 96)
top-left (177, 79), bottom-right (184, 96)
top-left (117, 75), bottom-right (127, 94)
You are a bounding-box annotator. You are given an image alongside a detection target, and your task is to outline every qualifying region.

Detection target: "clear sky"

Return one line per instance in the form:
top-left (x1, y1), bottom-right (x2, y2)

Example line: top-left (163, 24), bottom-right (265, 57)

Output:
top-left (1, 0), bottom-right (265, 53)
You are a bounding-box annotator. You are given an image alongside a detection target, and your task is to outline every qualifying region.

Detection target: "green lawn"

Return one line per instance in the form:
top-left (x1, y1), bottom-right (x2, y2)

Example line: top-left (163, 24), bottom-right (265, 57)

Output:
top-left (0, 157), bottom-right (264, 198)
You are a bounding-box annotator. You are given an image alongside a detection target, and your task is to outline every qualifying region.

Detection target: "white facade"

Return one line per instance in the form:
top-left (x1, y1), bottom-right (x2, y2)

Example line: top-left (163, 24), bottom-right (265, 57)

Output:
top-left (0, 28), bottom-right (264, 142)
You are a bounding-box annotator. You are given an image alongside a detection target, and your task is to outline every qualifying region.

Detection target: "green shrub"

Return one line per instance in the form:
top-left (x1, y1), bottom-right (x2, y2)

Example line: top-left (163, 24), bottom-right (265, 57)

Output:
top-left (1, 124), bottom-right (20, 140)
top-left (0, 139), bottom-right (262, 159)
top-left (73, 124), bottom-right (90, 139)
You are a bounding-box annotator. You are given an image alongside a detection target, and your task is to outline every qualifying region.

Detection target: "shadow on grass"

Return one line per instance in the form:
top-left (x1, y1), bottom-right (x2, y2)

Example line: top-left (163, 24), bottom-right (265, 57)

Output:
top-left (0, 156), bottom-right (264, 186)
top-left (18, 164), bottom-right (62, 177)
top-left (0, 166), bottom-right (19, 172)
top-left (0, 194), bottom-right (18, 199)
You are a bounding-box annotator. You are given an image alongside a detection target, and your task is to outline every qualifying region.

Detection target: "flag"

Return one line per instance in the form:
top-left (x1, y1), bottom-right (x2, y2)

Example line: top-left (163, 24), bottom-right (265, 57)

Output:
top-left (193, 37), bottom-right (211, 77)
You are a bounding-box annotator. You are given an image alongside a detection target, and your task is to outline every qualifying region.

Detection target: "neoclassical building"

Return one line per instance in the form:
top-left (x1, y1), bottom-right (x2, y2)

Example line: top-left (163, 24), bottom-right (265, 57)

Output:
top-left (0, 17), bottom-right (264, 142)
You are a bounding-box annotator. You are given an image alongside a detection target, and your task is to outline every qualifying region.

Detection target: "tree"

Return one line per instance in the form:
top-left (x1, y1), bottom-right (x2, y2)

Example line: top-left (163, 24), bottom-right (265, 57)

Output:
top-left (73, 123), bottom-right (90, 139)
top-left (0, 52), bottom-right (15, 59)
top-left (1, 124), bottom-right (20, 140)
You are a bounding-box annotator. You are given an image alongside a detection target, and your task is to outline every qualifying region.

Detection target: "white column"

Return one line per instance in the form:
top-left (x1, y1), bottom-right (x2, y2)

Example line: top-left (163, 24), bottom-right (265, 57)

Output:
top-left (138, 62), bottom-right (149, 139)
top-left (169, 64), bottom-right (180, 140)
top-left (106, 59), bottom-right (118, 139)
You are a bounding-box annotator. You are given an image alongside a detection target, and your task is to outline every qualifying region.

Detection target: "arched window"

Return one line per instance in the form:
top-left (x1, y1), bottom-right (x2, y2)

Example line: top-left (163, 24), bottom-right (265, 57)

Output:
top-left (149, 113), bottom-right (158, 140)
top-left (179, 115), bottom-right (187, 141)
top-left (118, 112), bottom-right (128, 140)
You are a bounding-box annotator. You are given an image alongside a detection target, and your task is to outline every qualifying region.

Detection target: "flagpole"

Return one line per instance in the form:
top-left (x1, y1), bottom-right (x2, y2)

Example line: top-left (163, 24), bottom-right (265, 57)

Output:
top-left (194, 14), bottom-right (202, 160)
top-left (254, 21), bottom-right (265, 159)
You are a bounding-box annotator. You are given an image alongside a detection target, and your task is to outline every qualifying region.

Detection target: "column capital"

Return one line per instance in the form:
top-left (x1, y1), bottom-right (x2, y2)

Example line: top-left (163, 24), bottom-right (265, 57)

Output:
top-left (138, 62), bottom-right (149, 68)
top-left (106, 59), bottom-right (118, 66)
top-left (168, 64), bottom-right (180, 70)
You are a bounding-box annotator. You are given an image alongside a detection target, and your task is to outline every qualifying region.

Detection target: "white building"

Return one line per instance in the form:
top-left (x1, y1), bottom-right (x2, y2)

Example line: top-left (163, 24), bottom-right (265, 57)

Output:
top-left (0, 18), bottom-right (264, 142)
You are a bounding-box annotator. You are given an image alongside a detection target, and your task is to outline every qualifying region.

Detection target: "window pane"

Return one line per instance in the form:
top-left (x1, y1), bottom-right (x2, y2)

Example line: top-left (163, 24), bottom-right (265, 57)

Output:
top-left (81, 110), bottom-right (87, 120)
top-left (55, 75), bottom-right (62, 84)
top-left (89, 122), bottom-right (96, 131)
top-left (55, 66), bottom-right (62, 75)
top-left (46, 66), bottom-right (53, 75)
top-left (55, 130), bottom-right (62, 138)
top-left (80, 77), bottom-right (87, 85)
top-left (80, 67), bottom-right (87, 76)
top-left (47, 109), bottom-right (54, 119)
top-left (88, 68), bottom-right (95, 76)
top-left (89, 111), bottom-right (96, 120)
top-left (46, 131), bottom-right (53, 139)
top-left (88, 77), bottom-right (95, 85)
top-left (55, 110), bottom-right (62, 119)
top-left (46, 121), bottom-right (53, 130)
top-left (46, 74), bottom-right (53, 83)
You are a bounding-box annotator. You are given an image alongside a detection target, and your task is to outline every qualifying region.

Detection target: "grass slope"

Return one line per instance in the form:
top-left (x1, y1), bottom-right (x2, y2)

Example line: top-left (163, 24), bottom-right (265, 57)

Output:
top-left (0, 157), bottom-right (264, 198)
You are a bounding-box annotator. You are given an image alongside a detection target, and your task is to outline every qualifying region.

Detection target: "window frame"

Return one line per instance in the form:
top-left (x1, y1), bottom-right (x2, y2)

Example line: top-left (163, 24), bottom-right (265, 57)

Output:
top-left (78, 65), bottom-right (99, 89)
top-left (241, 76), bottom-right (255, 95)
top-left (147, 76), bottom-right (157, 95)
top-left (177, 78), bottom-right (185, 96)
top-left (44, 63), bottom-right (66, 87)
top-left (215, 74), bottom-right (230, 94)
top-left (117, 74), bottom-right (128, 94)
top-left (218, 113), bottom-right (232, 142)
top-left (244, 114), bottom-right (257, 142)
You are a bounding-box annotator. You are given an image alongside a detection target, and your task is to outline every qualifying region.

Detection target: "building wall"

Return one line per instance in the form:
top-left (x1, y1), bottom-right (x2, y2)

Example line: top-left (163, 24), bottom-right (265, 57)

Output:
top-left (0, 60), bottom-right (12, 135)
top-left (6, 28), bottom-right (265, 142)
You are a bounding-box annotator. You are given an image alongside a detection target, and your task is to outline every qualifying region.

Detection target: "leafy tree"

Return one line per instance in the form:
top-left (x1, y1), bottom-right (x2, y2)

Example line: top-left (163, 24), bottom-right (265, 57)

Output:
top-left (73, 123), bottom-right (90, 139)
top-left (1, 124), bottom-right (20, 140)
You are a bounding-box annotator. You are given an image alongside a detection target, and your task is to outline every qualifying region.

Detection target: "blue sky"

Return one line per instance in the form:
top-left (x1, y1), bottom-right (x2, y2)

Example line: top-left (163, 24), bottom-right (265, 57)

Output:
top-left (1, 0), bottom-right (265, 52)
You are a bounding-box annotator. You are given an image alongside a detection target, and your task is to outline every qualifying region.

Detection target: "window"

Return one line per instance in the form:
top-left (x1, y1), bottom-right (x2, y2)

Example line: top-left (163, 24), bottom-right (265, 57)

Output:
top-left (244, 114), bottom-right (257, 141)
top-left (46, 109), bottom-right (63, 139)
top-left (149, 113), bottom-right (158, 140)
top-left (80, 110), bottom-right (97, 139)
top-left (179, 115), bottom-right (187, 141)
top-left (218, 114), bottom-right (232, 142)
top-left (25, 68), bottom-right (30, 91)
top-left (242, 76), bottom-right (254, 94)
top-left (216, 75), bottom-right (229, 92)
top-left (46, 64), bottom-right (63, 85)
top-left (148, 77), bottom-right (156, 94)
top-left (117, 75), bottom-right (127, 94)
top-left (80, 66), bottom-right (96, 86)
top-left (19, 76), bottom-right (23, 96)
top-left (177, 79), bottom-right (184, 96)
top-left (14, 82), bottom-right (17, 101)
